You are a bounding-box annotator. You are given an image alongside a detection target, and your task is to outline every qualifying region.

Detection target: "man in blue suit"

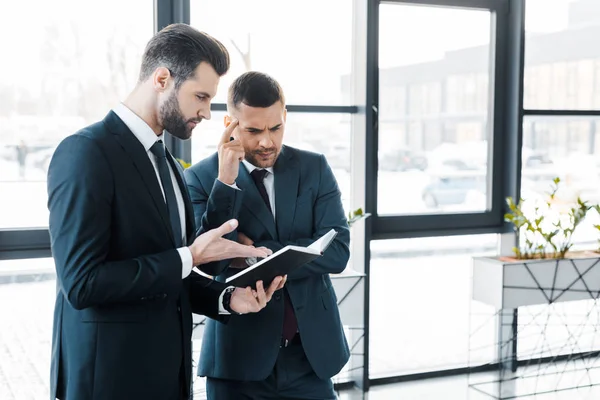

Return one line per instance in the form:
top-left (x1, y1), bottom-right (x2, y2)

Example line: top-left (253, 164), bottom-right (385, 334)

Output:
top-left (185, 72), bottom-right (351, 399)
top-left (47, 25), bottom-right (285, 400)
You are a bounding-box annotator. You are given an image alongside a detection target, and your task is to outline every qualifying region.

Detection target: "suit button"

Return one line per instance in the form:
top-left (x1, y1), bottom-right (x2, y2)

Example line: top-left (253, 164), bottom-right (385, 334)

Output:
top-left (275, 294), bottom-right (281, 300)
top-left (177, 306), bottom-right (181, 312)
top-left (162, 293), bottom-right (167, 299)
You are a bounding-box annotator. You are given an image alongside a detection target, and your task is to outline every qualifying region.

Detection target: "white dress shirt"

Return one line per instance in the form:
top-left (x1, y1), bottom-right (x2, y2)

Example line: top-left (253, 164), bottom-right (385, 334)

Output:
top-left (112, 103), bottom-right (193, 278)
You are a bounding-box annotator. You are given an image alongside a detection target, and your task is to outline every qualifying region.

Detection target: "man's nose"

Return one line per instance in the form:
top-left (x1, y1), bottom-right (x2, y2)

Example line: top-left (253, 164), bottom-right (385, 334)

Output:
top-left (259, 134), bottom-right (274, 148)
top-left (199, 107), bottom-right (211, 121)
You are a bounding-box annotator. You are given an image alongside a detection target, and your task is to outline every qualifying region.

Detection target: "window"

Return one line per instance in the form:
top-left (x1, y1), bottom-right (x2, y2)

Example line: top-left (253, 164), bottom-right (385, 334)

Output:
top-left (0, 0), bottom-right (153, 229)
top-left (0, 258), bottom-right (56, 399)
top-left (369, 234), bottom-right (498, 378)
top-left (190, 0), bottom-right (353, 105)
top-left (524, 0), bottom-right (600, 110)
top-left (521, 116), bottom-right (600, 249)
top-left (377, 4), bottom-right (493, 215)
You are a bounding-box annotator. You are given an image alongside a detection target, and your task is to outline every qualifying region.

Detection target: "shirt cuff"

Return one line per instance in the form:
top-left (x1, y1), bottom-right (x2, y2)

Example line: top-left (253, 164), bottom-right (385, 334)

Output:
top-left (178, 247), bottom-right (194, 279)
top-left (218, 179), bottom-right (241, 191)
top-left (218, 286), bottom-right (236, 315)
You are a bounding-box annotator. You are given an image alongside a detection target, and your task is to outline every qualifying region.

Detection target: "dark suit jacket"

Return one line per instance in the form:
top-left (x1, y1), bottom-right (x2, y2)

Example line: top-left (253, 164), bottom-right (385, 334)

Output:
top-left (185, 146), bottom-right (351, 381)
top-left (47, 111), bottom-right (226, 400)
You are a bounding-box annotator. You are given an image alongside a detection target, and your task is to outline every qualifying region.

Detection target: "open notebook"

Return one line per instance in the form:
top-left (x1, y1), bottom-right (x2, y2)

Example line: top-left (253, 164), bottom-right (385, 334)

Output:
top-left (224, 229), bottom-right (338, 288)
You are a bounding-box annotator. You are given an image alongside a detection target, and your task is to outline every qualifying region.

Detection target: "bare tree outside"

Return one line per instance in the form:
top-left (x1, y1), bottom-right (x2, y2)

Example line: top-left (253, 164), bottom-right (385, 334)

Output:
top-left (230, 33), bottom-right (252, 71)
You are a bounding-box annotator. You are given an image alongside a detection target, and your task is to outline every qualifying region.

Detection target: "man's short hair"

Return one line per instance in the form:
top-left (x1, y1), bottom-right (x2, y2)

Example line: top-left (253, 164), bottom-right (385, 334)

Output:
top-left (139, 23), bottom-right (230, 88)
top-left (228, 71), bottom-right (285, 110)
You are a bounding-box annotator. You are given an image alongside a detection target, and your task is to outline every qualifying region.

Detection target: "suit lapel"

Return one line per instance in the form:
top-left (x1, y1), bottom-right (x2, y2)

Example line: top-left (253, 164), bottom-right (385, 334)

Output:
top-left (104, 111), bottom-right (175, 246)
top-left (274, 147), bottom-right (299, 243)
top-left (237, 164), bottom-right (278, 240)
top-left (166, 151), bottom-right (196, 245)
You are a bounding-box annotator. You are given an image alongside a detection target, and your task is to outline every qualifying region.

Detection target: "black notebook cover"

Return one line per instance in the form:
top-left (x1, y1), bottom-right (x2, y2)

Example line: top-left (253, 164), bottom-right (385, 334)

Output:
top-left (225, 229), bottom-right (338, 288)
top-left (226, 248), bottom-right (320, 288)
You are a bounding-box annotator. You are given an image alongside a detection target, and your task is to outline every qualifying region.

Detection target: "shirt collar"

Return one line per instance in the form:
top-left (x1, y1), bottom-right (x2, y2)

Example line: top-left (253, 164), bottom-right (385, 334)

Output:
top-left (113, 103), bottom-right (163, 152)
top-left (242, 159), bottom-right (274, 175)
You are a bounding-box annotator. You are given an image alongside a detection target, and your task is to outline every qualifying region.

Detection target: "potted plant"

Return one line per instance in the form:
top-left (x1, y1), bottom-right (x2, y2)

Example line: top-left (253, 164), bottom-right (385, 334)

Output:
top-left (347, 207), bottom-right (370, 228)
top-left (472, 177), bottom-right (600, 309)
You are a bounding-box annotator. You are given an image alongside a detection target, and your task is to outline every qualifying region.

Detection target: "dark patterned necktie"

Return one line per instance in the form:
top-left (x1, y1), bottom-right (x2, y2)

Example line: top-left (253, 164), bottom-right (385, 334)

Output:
top-left (150, 140), bottom-right (182, 247)
top-left (250, 168), bottom-right (298, 344)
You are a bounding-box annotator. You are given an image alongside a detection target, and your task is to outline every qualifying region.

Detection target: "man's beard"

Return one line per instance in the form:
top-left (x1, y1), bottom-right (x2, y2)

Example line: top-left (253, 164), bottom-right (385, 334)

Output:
top-left (245, 148), bottom-right (279, 168)
top-left (159, 91), bottom-right (200, 140)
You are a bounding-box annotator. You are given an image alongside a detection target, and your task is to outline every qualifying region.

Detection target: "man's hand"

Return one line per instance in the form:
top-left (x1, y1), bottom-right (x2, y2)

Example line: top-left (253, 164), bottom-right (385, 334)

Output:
top-left (230, 277), bottom-right (287, 314)
top-left (229, 232), bottom-right (255, 268)
top-left (217, 119), bottom-right (243, 185)
top-left (189, 219), bottom-right (272, 265)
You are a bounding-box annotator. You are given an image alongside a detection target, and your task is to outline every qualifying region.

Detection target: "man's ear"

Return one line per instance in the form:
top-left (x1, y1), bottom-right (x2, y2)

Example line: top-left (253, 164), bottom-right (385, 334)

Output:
top-left (152, 67), bottom-right (171, 92)
top-left (224, 114), bottom-right (232, 127)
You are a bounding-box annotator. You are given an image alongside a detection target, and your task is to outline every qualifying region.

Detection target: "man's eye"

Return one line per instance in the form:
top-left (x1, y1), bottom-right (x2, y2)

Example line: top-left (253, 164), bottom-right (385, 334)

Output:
top-left (196, 95), bottom-right (206, 101)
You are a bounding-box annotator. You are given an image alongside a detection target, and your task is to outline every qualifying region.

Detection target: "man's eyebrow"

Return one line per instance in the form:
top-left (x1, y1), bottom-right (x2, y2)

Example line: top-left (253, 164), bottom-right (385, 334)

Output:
top-left (269, 124), bottom-right (282, 130)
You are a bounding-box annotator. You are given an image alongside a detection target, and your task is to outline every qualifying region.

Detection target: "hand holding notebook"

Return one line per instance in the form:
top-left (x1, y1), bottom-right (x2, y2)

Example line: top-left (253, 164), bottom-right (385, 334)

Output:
top-left (225, 229), bottom-right (338, 288)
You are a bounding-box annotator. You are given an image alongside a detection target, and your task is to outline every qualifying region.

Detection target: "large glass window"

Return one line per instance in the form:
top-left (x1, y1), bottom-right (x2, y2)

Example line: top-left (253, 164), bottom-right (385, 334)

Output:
top-left (0, 258), bottom-right (56, 399)
top-left (369, 234), bottom-right (498, 378)
top-left (521, 116), bottom-right (600, 248)
top-left (0, 0), bottom-right (153, 229)
top-left (190, 0), bottom-right (353, 105)
top-left (524, 0), bottom-right (600, 110)
top-left (377, 3), bottom-right (493, 215)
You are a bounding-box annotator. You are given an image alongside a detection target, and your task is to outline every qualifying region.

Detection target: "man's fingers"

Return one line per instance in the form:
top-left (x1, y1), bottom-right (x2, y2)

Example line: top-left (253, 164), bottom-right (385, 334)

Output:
top-left (275, 275), bottom-right (287, 291)
top-left (231, 243), bottom-right (271, 259)
top-left (221, 141), bottom-right (244, 152)
top-left (256, 246), bottom-right (272, 256)
top-left (255, 281), bottom-right (267, 308)
top-left (266, 276), bottom-right (283, 298)
top-left (221, 142), bottom-right (245, 162)
top-left (219, 119), bottom-right (239, 145)
top-left (210, 219), bottom-right (238, 239)
top-left (245, 286), bottom-right (260, 312)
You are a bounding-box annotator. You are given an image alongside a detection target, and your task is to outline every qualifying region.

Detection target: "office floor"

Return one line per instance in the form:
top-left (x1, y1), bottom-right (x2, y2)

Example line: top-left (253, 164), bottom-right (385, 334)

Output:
top-left (191, 370), bottom-right (600, 399)
top-left (336, 373), bottom-right (600, 400)
top-left (188, 359), bottom-right (600, 400)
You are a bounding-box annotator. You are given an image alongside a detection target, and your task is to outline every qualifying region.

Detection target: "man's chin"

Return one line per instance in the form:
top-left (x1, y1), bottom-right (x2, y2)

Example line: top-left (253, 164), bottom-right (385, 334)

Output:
top-left (248, 155), bottom-right (277, 169)
top-left (169, 129), bottom-right (193, 141)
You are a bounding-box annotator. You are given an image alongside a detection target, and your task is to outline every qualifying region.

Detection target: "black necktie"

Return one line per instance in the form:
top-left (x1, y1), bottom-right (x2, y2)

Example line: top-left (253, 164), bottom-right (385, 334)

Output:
top-left (150, 140), bottom-right (183, 247)
top-left (250, 169), bottom-right (272, 215)
top-left (249, 168), bottom-right (298, 343)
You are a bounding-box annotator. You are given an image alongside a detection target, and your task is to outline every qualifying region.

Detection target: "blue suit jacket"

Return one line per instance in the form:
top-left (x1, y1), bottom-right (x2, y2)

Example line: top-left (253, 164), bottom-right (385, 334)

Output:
top-left (185, 146), bottom-right (351, 381)
top-left (47, 111), bottom-right (226, 400)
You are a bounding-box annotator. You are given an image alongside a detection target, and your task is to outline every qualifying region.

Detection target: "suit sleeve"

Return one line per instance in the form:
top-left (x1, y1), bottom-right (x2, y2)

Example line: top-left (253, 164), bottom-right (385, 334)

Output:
top-left (187, 273), bottom-right (228, 321)
top-left (48, 134), bottom-right (182, 310)
top-left (254, 154), bottom-right (350, 281)
top-left (185, 166), bottom-right (244, 276)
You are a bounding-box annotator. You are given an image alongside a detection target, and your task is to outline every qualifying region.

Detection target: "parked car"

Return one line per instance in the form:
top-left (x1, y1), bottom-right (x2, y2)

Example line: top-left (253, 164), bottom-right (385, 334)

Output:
top-left (379, 148), bottom-right (428, 171)
top-left (421, 170), bottom-right (486, 208)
